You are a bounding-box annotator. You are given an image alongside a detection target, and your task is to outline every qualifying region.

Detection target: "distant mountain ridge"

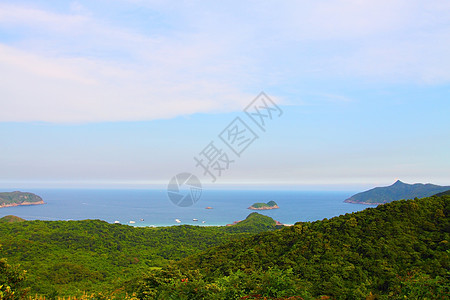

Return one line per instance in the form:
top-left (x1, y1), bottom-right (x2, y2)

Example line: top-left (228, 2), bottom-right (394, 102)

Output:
top-left (345, 180), bottom-right (450, 205)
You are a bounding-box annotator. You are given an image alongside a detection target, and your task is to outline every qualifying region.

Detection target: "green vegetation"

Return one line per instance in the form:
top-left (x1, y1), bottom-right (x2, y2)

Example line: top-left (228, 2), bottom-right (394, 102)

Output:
top-left (149, 195), bottom-right (450, 299)
top-left (224, 212), bottom-right (280, 233)
top-left (266, 200), bottom-right (277, 207)
top-left (0, 196), bottom-right (448, 299)
top-left (345, 179), bottom-right (450, 204)
top-left (0, 191), bottom-right (44, 207)
top-left (248, 200), bottom-right (279, 210)
top-left (435, 189), bottom-right (450, 197)
top-left (0, 215), bottom-right (272, 297)
top-left (0, 256), bottom-right (29, 299)
top-left (0, 215), bottom-right (25, 224)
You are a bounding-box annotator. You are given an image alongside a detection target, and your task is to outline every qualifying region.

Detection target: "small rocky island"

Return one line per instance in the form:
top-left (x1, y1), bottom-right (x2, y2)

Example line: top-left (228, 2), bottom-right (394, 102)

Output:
top-left (0, 191), bottom-right (45, 208)
top-left (248, 200), bottom-right (279, 210)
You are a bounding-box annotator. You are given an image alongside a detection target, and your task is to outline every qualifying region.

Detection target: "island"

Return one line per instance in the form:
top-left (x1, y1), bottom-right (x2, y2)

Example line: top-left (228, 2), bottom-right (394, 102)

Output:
top-left (345, 180), bottom-right (450, 205)
top-left (248, 200), bottom-right (279, 210)
top-left (0, 191), bottom-right (45, 208)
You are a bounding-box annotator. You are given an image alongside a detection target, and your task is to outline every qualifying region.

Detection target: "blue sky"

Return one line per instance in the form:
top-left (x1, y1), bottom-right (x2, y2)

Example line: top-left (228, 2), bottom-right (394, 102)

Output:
top-left (0, 0), bottom-right (449, 189)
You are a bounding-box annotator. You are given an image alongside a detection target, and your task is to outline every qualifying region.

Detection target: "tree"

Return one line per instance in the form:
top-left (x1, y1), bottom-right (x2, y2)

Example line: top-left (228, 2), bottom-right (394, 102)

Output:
top-left (0, 256), bottom-right (29, 299)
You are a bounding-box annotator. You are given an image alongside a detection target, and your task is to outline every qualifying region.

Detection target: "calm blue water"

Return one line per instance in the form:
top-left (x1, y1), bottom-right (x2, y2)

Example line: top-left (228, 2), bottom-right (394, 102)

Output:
top-left (0, 189), bottom-right (369, 227)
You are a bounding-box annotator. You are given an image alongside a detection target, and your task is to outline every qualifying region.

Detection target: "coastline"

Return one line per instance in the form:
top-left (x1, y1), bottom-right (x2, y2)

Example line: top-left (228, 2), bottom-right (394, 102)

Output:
top-left (344, 199), bottom-right (382, 205)
top-left (248, 205), bottom-right (279, 210)
top-left (0, 190), bottom-right (364, 227)
top-left (0, 200), bottom-right (45, 208)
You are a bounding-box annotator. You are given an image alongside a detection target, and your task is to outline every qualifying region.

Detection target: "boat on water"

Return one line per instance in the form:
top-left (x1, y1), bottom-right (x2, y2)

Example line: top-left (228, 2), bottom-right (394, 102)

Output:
top-left (129, 221), bottom-right (136, 224)
top-left (205, 207), bottom-right (213, 209)
top-left (193, 218), bottom-right (198, 221)
top-left (114, 221), bottom-right (120, 224)
top-left (175, 219), bottom-right (181, 223)
top-left (202, 221), bottom-right (206, 224)
top-left (140, 218), bottom-right (144, 221)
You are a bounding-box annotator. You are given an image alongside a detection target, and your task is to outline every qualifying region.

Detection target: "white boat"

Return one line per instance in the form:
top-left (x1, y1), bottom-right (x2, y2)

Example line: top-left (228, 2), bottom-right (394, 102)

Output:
top-left (175, 219), bottom-right (181, 223)
top-left (114, 221), bottom-right (120, 224)
top-left (202, 221), bottom-right (206, 224)
top-left (193, 218), bottom-right (198, 221)
top-left (129, 221), bottom-right (136, 224)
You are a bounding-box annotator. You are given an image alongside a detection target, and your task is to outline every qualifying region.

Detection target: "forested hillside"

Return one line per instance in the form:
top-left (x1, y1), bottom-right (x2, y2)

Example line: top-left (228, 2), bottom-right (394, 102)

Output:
top-left (0, 214), bottom-right (276, 297)
top-left (0, 215), bottom-right (25, 223)
top-left (1, 196), bottom-right (448, 299)
top-left (140, 195), bottom-right (449, 299)
top-left (435, 189), bottom-right (450, 197)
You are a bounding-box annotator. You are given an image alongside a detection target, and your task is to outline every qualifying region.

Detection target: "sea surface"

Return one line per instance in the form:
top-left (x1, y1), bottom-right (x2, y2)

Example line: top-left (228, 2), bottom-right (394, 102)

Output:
top-left (0, 189), bottom-right (369, 227)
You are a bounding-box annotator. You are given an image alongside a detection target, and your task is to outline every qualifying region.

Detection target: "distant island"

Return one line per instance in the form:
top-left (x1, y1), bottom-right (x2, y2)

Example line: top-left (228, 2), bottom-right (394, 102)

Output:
top-left (0, 191), bottom-right (45, 208)
top-left (345, 180), bottom-right (450, 205)
top-left (248, 200), bottom-right (279, 210)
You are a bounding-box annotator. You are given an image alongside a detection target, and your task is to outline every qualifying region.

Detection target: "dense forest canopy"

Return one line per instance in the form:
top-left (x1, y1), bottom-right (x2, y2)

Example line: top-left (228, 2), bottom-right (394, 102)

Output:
top-left (0, 195), bottom-right (448, 299)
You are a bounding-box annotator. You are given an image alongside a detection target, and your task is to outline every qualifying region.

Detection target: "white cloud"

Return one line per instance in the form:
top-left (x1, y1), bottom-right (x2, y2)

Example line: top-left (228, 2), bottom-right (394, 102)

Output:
top-left (0, 42), bottom-right (253, 122)
top-left (0, 1), bottom-right (449, 123)
top-left (0, 3), bottom-right (88, 31)
top-left (0, 2), bottom-right (257, 123)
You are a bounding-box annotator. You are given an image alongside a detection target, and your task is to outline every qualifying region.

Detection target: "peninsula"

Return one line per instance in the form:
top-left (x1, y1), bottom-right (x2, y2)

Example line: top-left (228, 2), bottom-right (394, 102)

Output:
top-left (0, 191), bottom-right (45, 208)
top-left (248, 200), bottom-right (279, 210)
top-left (345, 180), bottom-right (450, 205)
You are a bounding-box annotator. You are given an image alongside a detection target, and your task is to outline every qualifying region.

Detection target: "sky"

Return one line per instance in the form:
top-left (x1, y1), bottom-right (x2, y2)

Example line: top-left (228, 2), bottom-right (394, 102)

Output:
top-left (0, 0), bottom-right (449, 190)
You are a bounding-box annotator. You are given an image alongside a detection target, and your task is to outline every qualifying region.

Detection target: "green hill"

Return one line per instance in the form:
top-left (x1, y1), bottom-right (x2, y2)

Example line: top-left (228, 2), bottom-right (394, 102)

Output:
top-left (345, 180), bottom-right (450, 204)
top-left (0, 191), bottom-right (44, 207)
top-left (434, 189), bottom-right (450, 197)
top-left (166, 195), bottom-right (448, 299)
top-left (224, 212), bottom-right (278, 233)
top-left (1, 196), bottom-right (448, 299)
top-left (0, 215), bottom-right (25, 223)
top-left (0, 214), bottom-right (278, 297)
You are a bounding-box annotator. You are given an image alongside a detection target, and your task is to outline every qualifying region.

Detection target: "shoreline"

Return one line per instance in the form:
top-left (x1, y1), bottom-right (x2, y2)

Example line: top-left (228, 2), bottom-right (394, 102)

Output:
top-left (0, 200), bottom-right (45, 208)
top-left (248, 205), bottom-right (279, 210)
top-left (344, 199), bottom-right (382, 205)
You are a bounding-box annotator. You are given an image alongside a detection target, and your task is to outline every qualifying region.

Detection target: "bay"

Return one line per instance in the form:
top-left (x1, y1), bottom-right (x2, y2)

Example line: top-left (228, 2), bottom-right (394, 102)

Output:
top-left (0, 189), bottom-right (369, 227)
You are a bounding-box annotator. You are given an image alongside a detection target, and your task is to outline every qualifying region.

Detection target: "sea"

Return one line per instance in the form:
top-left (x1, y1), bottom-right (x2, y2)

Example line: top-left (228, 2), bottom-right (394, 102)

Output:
top-left (0, 189), bottom-right (369, 227)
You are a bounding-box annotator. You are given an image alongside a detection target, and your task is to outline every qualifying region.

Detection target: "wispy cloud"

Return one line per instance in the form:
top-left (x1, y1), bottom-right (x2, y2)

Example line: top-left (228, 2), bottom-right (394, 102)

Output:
top-left (0, 2), bottom-right (257, 122)
top-left (0, 0), bottom-right (449, 123)
top-left (0, 3), bottom-right (88, 29)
